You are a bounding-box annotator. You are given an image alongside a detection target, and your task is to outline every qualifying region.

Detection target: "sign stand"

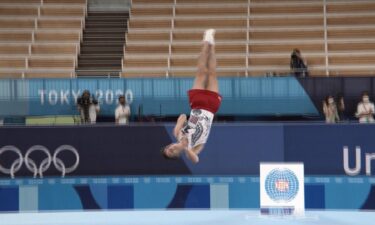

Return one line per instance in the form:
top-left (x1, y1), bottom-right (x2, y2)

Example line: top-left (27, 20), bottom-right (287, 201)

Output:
top-left (260, 162), bottom-right (305, 216)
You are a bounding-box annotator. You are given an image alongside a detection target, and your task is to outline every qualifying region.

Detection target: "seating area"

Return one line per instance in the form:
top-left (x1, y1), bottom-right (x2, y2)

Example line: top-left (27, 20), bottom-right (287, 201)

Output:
top-left (123, 0), bottom-right (375, 77)
top-left (0, 0), bottom-right (86, 78)
top-left (326, 0), bottom-right (375, 76)
top-left (0, 0), bottom-right (374, 78)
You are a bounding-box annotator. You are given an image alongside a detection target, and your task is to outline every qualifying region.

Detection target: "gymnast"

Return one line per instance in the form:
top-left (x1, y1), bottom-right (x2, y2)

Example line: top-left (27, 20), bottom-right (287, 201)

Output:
top-left (161, 29), bottom-right (222, 164)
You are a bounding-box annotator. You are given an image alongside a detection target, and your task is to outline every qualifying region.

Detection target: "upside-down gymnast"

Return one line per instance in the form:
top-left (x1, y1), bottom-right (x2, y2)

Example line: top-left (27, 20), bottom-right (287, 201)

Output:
top-left (161, 29), bottom-right (222, 164)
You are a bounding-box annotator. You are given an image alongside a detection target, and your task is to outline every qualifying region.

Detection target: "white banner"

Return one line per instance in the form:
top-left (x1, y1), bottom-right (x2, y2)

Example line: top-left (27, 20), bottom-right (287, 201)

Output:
top-left (260, 162), bottom-right (305, 215)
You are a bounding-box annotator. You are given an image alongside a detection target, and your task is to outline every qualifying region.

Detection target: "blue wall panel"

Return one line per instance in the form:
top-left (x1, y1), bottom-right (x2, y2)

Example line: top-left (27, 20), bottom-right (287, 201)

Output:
top-left (0, 186), bottom-right (18, 211)
top-left (108, 185), bottom-right (134, 209)
top-left (0, 176), bottom-right (373, 211)
top-left (284, 124), bottom-right (375, 175)
top-left (1, 124), bottom-right (375, 177)
top-left (1, 123), bottom-right (375, 211)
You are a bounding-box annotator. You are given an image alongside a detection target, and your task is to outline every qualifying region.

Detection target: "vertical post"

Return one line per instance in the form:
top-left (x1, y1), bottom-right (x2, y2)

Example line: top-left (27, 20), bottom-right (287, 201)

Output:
top-left (127, 0), bottom-right (131, 34)
top-left (129, 0), bottom-right (133, 18)
top-left (323, 0), bottom-right (329, 77)
top-left (84, 0), bottom-right (88, 17)
top-left (24, 58), bottom-right (27, 79)
top-left (75, 44), bottom-right (79, 72)
top-left (124, 1), bottom-right (133, 78)
top-left (81, 17), bottom-right (85, 30)
top-left (36, 0), bottom-right (40, 29)
top-left (37, 3), bottom-right (41, 18)
top-left (246, 0), bottom-right (250, 77)
top-left (167, 0), bottom-right (176, 78)
top-left (121, 54), bottom-right (124, 73)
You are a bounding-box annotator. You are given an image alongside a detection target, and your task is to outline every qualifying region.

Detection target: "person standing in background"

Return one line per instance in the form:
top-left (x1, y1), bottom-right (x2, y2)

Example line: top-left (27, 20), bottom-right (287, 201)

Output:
top-left (323, 95), bottom-right (339, 123)
top-left (337, 94), bottom-right (346, 122)
top-left (115, 95), bottom-right (131, 125)
top-left (355, 92), bottom-right (375, 123)
top-left (290, 48), bottom-right (309, 77)
top-left (77, 90), bottom-right (100, 124)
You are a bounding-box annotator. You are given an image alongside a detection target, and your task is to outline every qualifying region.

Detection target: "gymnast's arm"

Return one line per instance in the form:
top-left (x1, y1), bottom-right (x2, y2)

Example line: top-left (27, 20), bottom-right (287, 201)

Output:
top-left (185, 144), bottom-right (204, 164)
top-left (173, 114), bottom-right (187, 139)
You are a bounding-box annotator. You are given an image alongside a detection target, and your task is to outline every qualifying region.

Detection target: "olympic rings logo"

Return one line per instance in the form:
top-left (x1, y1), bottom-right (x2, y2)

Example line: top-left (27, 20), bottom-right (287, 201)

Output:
top-left (0, 145), bottom-right (80, 179)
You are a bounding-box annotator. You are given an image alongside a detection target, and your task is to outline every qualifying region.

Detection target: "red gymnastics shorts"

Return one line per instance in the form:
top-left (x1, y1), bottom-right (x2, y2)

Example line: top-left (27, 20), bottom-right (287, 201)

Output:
top-left (188, 89), bottom-right (222, 114)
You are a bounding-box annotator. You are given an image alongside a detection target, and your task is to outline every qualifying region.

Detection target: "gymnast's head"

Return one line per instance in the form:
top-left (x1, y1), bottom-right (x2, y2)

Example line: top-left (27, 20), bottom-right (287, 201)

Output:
top-left (161, 143), bottom-right (185, 160)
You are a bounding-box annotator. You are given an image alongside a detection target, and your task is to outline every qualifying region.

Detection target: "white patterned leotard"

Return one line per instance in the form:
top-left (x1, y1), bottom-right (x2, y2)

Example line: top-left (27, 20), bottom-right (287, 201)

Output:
top-left (180, 109), bottom-right (214, 150)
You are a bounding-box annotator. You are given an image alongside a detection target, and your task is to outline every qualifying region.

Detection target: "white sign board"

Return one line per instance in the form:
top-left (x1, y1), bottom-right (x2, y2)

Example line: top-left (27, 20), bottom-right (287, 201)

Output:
top-left (260, 162), bottom-right (305, 215)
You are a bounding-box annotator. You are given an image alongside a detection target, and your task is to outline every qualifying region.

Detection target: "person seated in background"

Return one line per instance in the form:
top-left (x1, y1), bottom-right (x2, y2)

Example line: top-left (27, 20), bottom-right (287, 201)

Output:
top-left (355, 92), bottom-right (374, 123)
top-left (290, 48), bottom-right (308, 77)
top-left (77, 90), bottom-right (100, 124)
top-left (323, 95), bottom-right (340, 123)
top-left (115, 95), bottom-right (131, 125)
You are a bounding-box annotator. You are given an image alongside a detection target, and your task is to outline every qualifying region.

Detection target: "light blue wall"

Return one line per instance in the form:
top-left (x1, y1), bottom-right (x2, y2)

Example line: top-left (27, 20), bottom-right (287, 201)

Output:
top-left (0, 77), bottom-right (318, 117)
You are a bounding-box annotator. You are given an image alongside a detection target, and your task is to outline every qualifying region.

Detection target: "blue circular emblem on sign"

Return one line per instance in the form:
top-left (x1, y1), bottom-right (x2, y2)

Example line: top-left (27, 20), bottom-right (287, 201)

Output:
top-left (265, 168), bottom-right (299, 202)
